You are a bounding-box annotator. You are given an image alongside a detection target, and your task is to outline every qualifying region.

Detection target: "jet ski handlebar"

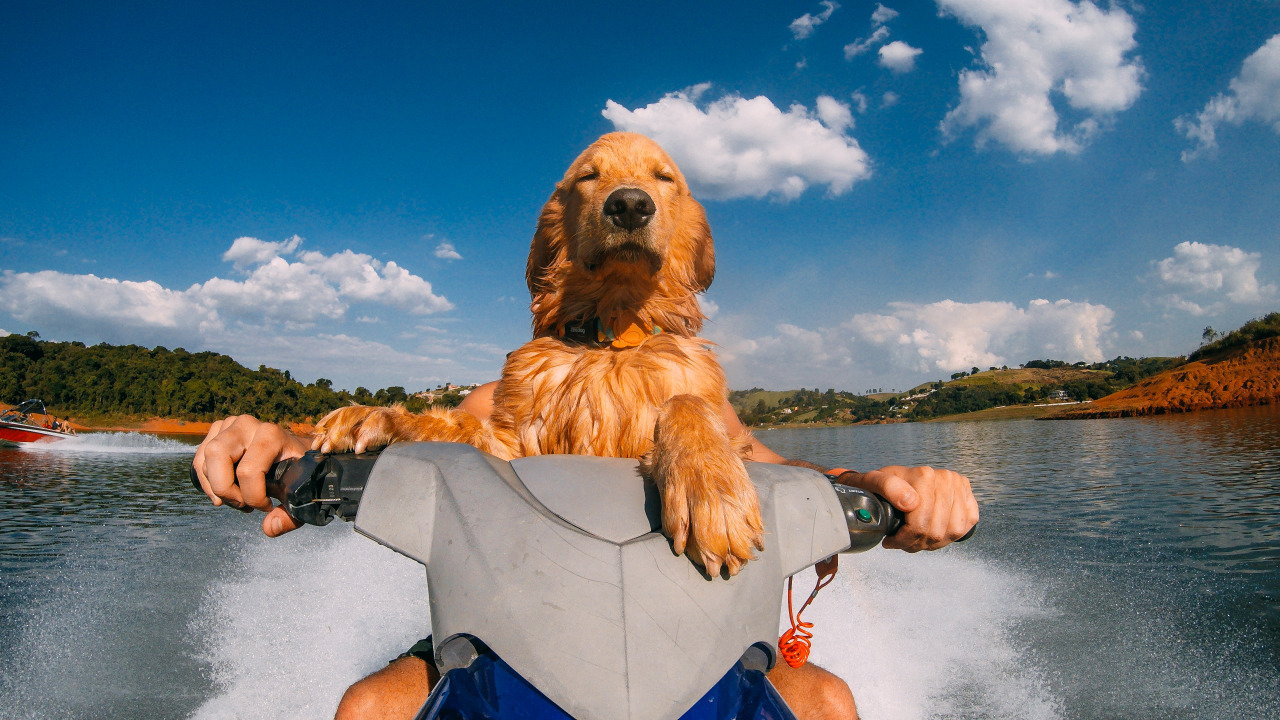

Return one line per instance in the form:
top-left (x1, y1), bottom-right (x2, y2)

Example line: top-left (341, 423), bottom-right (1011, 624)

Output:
top-left (190, 450), bottom-right (379, 527)
top-left (191, 450), bottom-right (972, 549)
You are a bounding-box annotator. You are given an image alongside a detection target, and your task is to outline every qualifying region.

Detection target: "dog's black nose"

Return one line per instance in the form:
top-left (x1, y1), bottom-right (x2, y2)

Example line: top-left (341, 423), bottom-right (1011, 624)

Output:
top-left (603, 188), bottom-right (655, 231)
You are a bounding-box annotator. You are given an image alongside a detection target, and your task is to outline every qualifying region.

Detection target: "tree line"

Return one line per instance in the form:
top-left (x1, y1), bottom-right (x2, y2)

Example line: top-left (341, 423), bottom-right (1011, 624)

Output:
top-left (731, 387), bottom-right (894, 425)
top-left (0, 333), bottom-right (462, 422)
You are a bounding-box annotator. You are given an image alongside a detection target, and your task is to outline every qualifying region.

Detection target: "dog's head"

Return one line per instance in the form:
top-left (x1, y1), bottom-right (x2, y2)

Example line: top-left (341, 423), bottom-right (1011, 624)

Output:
top-left (527, 132), bottom-right (714, 336)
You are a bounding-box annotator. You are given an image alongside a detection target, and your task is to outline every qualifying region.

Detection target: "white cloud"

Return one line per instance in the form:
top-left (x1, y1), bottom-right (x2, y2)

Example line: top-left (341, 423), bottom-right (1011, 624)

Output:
top-left (845, 298), bottom-right (1114, 372)
top-left (707, 298), bottom-right (1114, 389)
top-left (850, 91), bottom-right (869, 113)
top-left (881, 91), bottom-right (900, 108)
top-left (878, 41), bottom-right (922, 73)
top-left (602, 86), bottom-right (871, 200)
top-left (844, 26), bottom-right (891, 59)
top-left (1176, 33), bottom-right (1280, 161)
top-left (1153, 241), bottom-right (1275, 312)
top-left (194, 242), bottom-right (453, 326)
top-left (223, 235), bottom-right (302, 271)
top-left (790, 1), bottom-right (839, 40)
top-left (0, 270), bottom-right (216, 334)
top-left (0, 237), bottom-right (453, 354)
top-left (434, 242), bottom-right (463, 260)
top-left (815, 95), bottom-right (855, 133)
top-left (700, 296), bottom-right (720, 319)
top-left (845, 3), bottom-right (900, 59)
top-left (871, 3), bottom-right (899, 26)
top-left (938, 0), bottom-right (1143, 155)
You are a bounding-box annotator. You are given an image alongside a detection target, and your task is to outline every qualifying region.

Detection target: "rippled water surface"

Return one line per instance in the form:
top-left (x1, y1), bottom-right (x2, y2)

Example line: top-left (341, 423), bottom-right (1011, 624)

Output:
top-left (2, 408), bottom-right (1278, 719)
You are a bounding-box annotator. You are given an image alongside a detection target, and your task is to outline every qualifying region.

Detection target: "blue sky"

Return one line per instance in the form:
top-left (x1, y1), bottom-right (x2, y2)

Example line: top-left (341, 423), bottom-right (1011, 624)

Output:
top-left (2, 0), bottom-right (1278, 393)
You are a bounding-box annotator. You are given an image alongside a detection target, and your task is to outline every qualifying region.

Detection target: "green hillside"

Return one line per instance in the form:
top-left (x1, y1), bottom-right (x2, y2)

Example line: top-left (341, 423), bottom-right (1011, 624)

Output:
top-left (0, 333), bottom-right (460, 422)
top-left (729, 355), bottom-right (1181, 426)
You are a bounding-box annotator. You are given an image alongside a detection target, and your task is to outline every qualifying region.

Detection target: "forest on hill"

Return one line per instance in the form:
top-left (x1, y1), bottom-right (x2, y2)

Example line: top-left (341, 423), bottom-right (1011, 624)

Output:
top-left (0, 333), bottom-right (462, 422)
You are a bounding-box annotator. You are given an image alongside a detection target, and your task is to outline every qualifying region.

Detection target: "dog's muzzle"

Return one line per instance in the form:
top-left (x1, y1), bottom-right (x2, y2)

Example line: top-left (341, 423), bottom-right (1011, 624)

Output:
top-left (603, 187), bottom-right (655, 231)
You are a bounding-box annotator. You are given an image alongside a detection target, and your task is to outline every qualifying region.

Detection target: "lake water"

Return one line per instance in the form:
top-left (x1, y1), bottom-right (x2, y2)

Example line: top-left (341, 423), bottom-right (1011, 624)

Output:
top-left (1, 407), bottom-right (1278, 719)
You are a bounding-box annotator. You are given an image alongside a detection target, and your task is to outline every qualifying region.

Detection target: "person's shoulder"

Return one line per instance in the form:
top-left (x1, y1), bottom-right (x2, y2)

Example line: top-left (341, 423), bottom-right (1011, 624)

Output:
top-left (458, 381), bottom-right (497, 421)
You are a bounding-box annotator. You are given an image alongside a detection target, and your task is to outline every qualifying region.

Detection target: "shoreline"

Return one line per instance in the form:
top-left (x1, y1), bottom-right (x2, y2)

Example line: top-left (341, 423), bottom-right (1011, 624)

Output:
top-left (81, 418), bottom-right (318, 437)
top-left (0, 404), bottom-right (315, 437)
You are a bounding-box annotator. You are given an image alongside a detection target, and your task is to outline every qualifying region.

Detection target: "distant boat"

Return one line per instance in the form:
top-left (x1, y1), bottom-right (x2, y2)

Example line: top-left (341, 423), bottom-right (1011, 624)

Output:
top-left (0, 399), bottom-right (76, 446)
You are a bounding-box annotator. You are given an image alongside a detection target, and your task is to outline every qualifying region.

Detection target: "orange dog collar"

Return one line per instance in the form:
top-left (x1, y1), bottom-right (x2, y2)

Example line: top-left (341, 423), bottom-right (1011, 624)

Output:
top-left (557, 313), bottom-right (662, 349)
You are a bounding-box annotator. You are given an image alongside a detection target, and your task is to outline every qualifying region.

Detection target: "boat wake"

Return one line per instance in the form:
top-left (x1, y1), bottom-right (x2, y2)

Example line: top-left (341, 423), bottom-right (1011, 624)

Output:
top-left (20, 432), bottom-right (195, 455)
top-left (189, 528), bottom-right (431, 719)
top-left (804, 548), bottom-right (1059, 720)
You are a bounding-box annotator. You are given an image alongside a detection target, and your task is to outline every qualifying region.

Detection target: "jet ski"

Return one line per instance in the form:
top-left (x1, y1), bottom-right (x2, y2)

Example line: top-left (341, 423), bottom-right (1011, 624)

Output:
top-left (194, 442), bottom-right (961, 719)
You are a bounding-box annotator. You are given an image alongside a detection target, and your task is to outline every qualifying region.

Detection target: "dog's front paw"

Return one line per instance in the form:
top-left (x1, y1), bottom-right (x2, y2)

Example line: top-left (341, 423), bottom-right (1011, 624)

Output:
top-left (653, 455), bottom-right (765, 577)
top-left (313, 405), bottom-right (404, 454)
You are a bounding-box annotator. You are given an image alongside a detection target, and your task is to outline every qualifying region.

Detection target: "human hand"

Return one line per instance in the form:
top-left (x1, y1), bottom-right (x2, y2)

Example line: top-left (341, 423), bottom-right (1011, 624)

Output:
top-left (836, 466), bottom-right (978, 552)
top-left (192, 415), bottom-right (311, 537)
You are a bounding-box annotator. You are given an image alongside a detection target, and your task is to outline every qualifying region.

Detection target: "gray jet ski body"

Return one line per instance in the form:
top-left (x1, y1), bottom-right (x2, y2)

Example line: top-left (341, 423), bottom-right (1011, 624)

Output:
top-left (353, 442), bottom-right (850, 720)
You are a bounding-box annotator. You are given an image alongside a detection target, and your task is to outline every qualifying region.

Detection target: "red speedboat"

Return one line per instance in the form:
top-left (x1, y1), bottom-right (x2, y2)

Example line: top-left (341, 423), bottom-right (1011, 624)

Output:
top-left (0, 399), bottom-right (76, 446)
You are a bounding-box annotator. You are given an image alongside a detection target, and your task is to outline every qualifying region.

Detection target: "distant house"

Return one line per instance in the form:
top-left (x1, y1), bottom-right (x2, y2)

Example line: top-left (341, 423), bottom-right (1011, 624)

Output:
top-left (1048, 389), bottom-right (1069, 401)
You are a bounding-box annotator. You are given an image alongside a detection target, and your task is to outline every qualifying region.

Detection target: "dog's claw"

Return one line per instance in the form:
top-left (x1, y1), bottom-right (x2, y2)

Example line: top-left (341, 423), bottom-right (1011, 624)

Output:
top-left (704, 554), bottom-right (722, 578)
top-left (724, 552), bottom-right (742, 577)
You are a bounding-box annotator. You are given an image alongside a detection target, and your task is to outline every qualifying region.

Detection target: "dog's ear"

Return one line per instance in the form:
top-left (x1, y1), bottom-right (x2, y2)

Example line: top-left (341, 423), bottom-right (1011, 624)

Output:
top-left (527, 190), bottom-right (567, 296)
top-left (679, 195), bottom-right (715, 292)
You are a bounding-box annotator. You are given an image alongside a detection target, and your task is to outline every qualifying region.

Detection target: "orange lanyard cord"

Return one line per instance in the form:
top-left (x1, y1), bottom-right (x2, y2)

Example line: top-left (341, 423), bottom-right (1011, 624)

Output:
top-left (778, 556), bottom-right (838, 668)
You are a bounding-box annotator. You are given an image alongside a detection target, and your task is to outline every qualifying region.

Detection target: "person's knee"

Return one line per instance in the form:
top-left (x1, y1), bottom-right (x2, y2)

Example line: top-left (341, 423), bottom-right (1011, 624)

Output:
top-left (334, 657), bottom-right (433, 720)
top-left (334, 677), bottom-right (382, 720)
top-left (812, 671), bottom-right (858, 720)
top-left (770, 662), bottom-right (858, 720)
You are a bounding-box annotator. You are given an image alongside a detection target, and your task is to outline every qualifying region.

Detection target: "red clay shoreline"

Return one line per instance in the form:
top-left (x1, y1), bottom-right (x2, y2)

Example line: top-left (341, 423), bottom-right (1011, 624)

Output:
top-left (0, 404), bottom-right (316, 437)
top-left (1054, 337), bottom-right (1280, 420)
top-left (86, 418), bottom-right (319, 437)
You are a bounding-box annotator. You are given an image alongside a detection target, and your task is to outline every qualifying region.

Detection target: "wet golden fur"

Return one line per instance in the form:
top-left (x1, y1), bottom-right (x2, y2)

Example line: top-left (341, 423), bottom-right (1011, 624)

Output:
top-left (314, 132), bottom-right (764, 576)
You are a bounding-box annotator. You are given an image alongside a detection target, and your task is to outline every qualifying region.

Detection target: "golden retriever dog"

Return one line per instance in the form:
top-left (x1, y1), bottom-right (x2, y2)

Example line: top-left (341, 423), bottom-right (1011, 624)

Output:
top-left (312, 132), bottom-right (764, 576)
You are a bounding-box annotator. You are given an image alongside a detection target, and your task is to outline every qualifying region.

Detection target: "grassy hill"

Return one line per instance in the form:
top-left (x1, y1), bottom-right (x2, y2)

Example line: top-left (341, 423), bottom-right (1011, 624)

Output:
top-left (904, 357), bottom-right (1179, 420)
top-left (729, 387), bottom-right (895, 425)
top-left (948, 366), bottom-right (1106, 387)
top-left (731, 356), bottom-right (1182, 426)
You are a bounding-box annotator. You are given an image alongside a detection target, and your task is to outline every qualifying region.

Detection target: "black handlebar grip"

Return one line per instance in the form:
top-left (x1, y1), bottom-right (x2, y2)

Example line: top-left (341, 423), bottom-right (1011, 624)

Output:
top-left (833, 483), bottom-right (976, 553)
top-left (189, 459), bottom-right (293, 504)
top-left (190, 451), bottom-right (376, 526)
